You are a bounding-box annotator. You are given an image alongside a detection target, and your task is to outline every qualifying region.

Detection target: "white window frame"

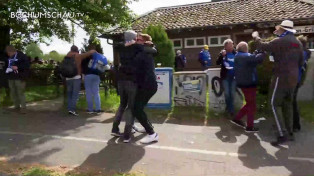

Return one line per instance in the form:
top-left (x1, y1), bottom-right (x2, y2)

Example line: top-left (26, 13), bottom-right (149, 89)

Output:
top-left (171, 38), bottom-right (183, 49)
top-left (208, 35), bottom-right (231, 47)
top-left (184, 37), bottom-right (206, 48)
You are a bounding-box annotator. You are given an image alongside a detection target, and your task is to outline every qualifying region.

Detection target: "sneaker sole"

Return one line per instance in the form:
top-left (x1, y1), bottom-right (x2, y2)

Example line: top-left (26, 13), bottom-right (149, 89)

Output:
top-left (230, 120), bottom-right (245, 129)
top-left (123, 140), bottom-right (131, 143)
top-left (111, 133), bottom-right (122, 137)
top-left (245, 130), bottom-right (259, 133)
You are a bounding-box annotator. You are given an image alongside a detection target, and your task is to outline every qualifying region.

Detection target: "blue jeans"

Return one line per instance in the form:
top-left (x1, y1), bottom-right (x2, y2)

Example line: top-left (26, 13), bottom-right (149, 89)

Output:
top-left (84, 74), bottom-right (101, 111)
top-left (66, 79), bottom-right (81, 112)
top-left (223, 77), bottom-right (236, 114)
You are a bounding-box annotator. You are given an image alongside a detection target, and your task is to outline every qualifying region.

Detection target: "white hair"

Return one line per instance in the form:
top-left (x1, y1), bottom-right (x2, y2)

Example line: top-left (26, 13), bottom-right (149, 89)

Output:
top-left (223, 39), bottom-right (233, 47)
top-left (176, 50), bottom-right (181, 55)
top-left (236, 41), bottom-right (248, 53)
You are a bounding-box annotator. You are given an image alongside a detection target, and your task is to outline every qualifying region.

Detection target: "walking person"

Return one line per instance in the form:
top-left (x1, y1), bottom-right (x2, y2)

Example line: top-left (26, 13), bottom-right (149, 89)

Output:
top-left (252, 20), bottom-right (304, 146)
top-left (174, 50), bottom-right (186, 71)
top-left (5, 45), bottom-right (30, 114)
top-left (216, 39), bottom-right (237, 117)
top-left (62, 45), bottom-right (96, 116)
top-left (230, 42), bottom-right (266, 133)
top-left (199, 45), bottom-right (211, 70)
top-left (292, 35), bottom-right (312, 132)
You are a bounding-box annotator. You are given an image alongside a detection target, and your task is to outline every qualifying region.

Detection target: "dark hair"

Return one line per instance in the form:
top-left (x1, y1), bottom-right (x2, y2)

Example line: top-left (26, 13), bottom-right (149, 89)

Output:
top-left (70, 45), bottom-right (79, 53)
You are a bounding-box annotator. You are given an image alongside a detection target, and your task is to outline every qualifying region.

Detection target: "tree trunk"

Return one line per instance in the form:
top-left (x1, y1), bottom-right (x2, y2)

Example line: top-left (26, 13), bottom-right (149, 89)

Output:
top-left (0, 25), bottom-right (10, 53)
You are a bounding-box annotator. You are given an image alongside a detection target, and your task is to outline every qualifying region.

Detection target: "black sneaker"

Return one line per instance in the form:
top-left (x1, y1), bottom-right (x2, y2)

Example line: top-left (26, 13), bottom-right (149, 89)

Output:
top-left (245, 127), bottom-right (259, 133)
top-left (230, 119), bottom-right (246, 129)
top-left (68, 111), bottom-right (79, 116)
top-left (111, 131), bottom-right (122, 137)
top-left (123, 138), bottom-right (131, 143)
top-left (86, 110), bottom-right (94, 114)
top-left (94, 110), bottom-right (104, 114)
top-left (271, 136), bottom-right (288, 146)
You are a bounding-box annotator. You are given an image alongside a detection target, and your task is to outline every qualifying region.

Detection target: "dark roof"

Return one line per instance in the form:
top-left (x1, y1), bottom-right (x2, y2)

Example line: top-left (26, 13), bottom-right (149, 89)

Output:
top-left (105, 0), bottom-right (314, 35)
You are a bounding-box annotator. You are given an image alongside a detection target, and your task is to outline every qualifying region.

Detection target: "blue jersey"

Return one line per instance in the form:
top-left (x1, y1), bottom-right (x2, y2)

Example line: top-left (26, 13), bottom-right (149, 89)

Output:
top-left (223, 52), bottom-right (235, 77)
top-left (199, 50), bottom-right (211, 67)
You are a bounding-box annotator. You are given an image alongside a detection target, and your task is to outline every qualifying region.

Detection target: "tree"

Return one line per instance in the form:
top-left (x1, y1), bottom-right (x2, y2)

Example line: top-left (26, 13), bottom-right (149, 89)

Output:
top-left (81, 36), bottom-right (103, 54)
top-left (25, 43), bottom-right (43, 58)
top-left (42, 50), bottom-right (65, 62)
top-left (143, 25), bottom-right (175, 67)
top-left (0, 0), bottom-right (136, 51)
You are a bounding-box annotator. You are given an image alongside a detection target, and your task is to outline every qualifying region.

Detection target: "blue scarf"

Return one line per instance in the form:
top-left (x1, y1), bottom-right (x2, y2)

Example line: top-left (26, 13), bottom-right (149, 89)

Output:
top-left (278, 31), bottom-right (293, 38)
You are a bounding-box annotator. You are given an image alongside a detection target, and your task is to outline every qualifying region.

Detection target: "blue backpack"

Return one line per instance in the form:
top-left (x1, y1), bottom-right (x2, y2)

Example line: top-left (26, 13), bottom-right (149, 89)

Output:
top-left (88, 53), bottom-right (108, 73)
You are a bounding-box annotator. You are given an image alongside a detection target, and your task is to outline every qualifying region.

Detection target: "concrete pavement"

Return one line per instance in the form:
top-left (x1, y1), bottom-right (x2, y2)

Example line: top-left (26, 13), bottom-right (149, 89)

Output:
top-left (0, 105), bottom-right (313, 176)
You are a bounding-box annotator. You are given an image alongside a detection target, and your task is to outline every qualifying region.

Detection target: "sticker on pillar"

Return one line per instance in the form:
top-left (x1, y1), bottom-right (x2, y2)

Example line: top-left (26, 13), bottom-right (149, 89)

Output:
top-left (182, 80), bottom-right (201, 92)
top-left (157, 81), bottom-right (163, 89)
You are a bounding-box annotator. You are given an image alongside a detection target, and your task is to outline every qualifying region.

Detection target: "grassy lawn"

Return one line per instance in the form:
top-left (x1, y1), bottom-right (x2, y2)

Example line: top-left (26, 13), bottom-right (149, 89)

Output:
top-left (298, 100), bottom-right (314, 123)
top-left (0, 85), bottom-right (62, 107)
top-left (22, 167), bottom-right (146, 176)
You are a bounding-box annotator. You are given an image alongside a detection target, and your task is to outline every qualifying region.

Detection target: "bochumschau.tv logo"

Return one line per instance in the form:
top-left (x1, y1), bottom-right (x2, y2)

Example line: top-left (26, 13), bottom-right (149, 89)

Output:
top-left (10, 11), bottom-right (84, 19)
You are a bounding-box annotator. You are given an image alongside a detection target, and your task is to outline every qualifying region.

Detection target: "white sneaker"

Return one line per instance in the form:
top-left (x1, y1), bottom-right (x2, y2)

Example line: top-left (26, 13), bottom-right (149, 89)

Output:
top-left (140, 133), bottom-right (158, 144)
top-left (133, 125), bottom-right (146, 133)
top-left (123, 138), bottom-right (131, 143)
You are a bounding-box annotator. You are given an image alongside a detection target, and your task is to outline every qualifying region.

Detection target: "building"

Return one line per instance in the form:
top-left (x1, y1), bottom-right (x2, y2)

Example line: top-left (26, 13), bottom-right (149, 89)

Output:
top-left (101, 0), bottom-right (314, 71)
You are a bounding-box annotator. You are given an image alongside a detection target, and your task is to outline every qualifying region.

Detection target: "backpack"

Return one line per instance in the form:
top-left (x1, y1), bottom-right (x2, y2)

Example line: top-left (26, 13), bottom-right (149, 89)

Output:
top-left (60, 55), bottom-right (78, 78)
top-left (87, 53), bottom-right (108, 73)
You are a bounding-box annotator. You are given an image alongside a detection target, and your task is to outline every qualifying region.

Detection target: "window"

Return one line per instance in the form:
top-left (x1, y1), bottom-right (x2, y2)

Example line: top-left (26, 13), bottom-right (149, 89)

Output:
top-left (184, 37), bottom-right (206, 48)
top-left (208, 35), bottom-right (231, 47)
top-left (171, 39), bottom-right (183, 49)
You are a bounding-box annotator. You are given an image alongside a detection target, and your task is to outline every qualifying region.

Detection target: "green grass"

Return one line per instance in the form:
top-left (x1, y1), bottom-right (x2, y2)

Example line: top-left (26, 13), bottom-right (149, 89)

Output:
top-left (299, 100), bottom-right (314, 123)
top-left (77, 89), bottom-right (120, 113)
top-left (0, 85), bottom-right (62, 107)
top-left (21, 167), bottom-right (146, 176)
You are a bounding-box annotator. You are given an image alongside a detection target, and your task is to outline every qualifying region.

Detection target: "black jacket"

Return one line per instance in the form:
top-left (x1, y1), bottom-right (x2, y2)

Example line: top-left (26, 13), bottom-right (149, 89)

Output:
top-left (234, 52), bottom-right (266, 88)
top-left (216, 50), bottom-right (237, 80)
top-left (135, 46), bottom-right (158, 90)
top-left (6, 51), bottom-right (30, 80)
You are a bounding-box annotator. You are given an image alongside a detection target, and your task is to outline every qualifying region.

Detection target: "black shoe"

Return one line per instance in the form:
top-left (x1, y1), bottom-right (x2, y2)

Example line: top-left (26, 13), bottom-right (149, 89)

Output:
top-left (94, 110), bottom-right (104, 114)
top-left (68, 111), bottom-right (79, 116)
top-left (271, 136), bottom-right (288, 146)
top-left (293, 127), bottom-right (301, 133)
top-left (230, 119), bottom-right (246, 129)
top-left (245, 127), bottom-right (259, 133)
top-left (86, 110), bottom-right (94, 114)
top-left (111, 131), bottom-right (122, 137)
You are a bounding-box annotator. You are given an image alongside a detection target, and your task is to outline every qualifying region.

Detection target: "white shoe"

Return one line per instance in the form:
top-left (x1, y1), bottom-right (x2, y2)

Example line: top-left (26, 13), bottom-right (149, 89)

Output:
top-left (123, 138), bottom-right (131, 143)
top-left (133, 125), bottom-right (146, 133)
top-left (140, 133), bottom-right (158, 144)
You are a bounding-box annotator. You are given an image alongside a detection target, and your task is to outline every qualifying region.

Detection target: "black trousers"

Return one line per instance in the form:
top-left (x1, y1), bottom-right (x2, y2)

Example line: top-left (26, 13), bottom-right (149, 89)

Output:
top-left (133, 87), bottom-right (157, 135)
top-left (292, 83), bottom-right (301, 130)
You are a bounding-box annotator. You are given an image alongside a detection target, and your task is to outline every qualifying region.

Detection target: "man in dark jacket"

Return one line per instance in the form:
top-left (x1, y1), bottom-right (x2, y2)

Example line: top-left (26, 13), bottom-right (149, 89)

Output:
top-left (133, 33), bottom-right (159, 144)
top-left (174, 50), bottom-right (185, 71)
top-left (252, 20), bottom-right (304, 145)
top-left (216, 39), bottom-right (237, 117)
top-left (5, 45), bottom-right (30, 114)
top-left (292, 35), bottom-right (312, 132)
top-left (230, 42), bottom-right (265, 133)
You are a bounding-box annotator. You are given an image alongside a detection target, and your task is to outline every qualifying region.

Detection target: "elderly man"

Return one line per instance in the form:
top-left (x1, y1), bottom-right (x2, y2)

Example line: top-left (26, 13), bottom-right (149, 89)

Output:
top-left (252, 20), bottom-right (304, 145)
top-left (5, 45), bottom-right (30, 114)
top-left (175, 50), bottom-right (186, 71)
top-left (230, 42), bottom-right (265, 132)
top-left (216, 39), bottom-right (237, 117)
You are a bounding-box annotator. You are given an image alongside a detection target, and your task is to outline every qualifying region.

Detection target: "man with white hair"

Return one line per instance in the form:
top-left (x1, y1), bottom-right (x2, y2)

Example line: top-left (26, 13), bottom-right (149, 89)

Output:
top-left (252, 20), bottom-right (304, 145)
top-left (216, 39), bottom-right (237, 117)
top-left (230, 42), bottom-right (265, 132)
top-left (174, 50), bottom-right (186, 71)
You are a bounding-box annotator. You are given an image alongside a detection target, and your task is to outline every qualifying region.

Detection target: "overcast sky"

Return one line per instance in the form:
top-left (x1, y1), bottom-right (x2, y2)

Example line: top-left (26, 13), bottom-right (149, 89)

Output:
top-left (39, 0), bottom-right (211, 61)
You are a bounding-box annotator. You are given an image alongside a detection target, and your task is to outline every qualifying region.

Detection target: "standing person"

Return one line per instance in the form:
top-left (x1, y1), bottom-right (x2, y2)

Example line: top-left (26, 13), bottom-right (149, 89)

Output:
top-left (216, 39), bottom-right (237, 117)
top-left (292, 35), bottom-right (312, 132)
top-left (63, 45), bottom-right (96, 116)
top-left (252, 20), bottom-right (304, 146)
top-left (134, 33), bottom-right (159, 144)
top-left (81, 45), bottom-right (106, 114)
top-left (0, 51), bottom-right (9, 114)
top-left (174, 50), bottom-right (186, 71)
top-left (5, 45), bottom-right (30, 114)
top-left (230, 42), bottom-right (266, 132)
top-left (111, 30), bottom-right (144, 141)
top-left (199, 45), bottom-right (211, 70)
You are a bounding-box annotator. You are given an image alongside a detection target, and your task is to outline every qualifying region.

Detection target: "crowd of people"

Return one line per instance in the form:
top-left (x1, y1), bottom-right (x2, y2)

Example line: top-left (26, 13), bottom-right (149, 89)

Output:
top-left (0, 19), bottom-right (312, 146)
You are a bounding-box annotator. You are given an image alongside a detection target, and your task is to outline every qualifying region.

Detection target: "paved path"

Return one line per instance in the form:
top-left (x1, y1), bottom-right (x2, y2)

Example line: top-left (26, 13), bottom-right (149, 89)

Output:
top-left (0, 100), bottom-right (314, 176)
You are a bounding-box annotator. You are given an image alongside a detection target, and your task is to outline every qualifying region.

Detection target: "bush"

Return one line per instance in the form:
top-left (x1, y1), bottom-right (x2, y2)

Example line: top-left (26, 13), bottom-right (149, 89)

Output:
top-left (143, 24), bottom-right (175, 68)
top-left (248, 37), bottom-right (275, 95)
top-left (28, 63), bottom-right (56, 86)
